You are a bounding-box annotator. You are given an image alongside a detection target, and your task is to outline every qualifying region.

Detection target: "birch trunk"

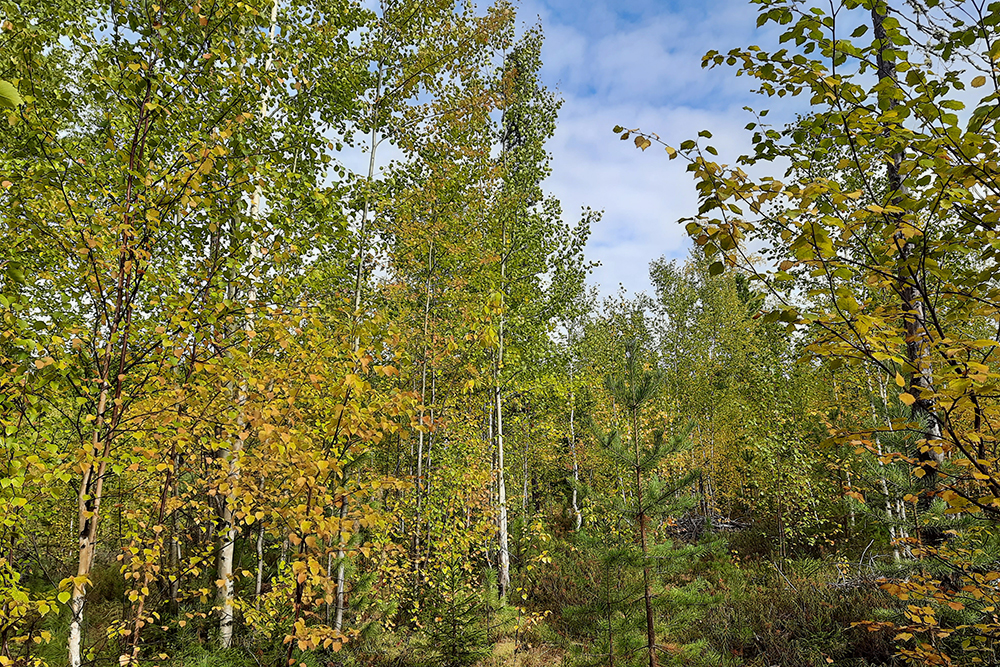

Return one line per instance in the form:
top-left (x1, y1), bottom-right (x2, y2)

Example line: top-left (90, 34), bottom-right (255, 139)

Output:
top-left (170, 453), bottom-right (181, 611)
top-left (333, 495), bottom-right (349, 632)
top-left (568, 360), bottom-right (581, 531)
top-left (216, 1), bottom-right (279, 647)
top-left (69, 385), bottom-right (111, 667)
top-left (866, 372), bottom-right (901, 559)
top-left (487, 401), bottom-right (495, 565)
top-left (496, 375), bottom-right (510, 597)
top-left (217, 415), bottom-right (246, 648)
top-left (414, 240), bottom-right (433, 566)
top-left (255, 524), bottom-right (265, 610)
top-left (495, 217), bottom-right (510, 596)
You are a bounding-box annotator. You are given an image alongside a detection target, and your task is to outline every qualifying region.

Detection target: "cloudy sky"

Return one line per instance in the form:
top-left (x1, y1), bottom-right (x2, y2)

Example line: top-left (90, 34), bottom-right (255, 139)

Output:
top-left (519, 0), bottom-right (780, 298)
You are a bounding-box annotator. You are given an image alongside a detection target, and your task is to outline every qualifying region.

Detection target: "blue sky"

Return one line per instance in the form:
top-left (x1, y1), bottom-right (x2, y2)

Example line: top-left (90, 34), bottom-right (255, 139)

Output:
top-left (521, 0), bottom-right (777, 297)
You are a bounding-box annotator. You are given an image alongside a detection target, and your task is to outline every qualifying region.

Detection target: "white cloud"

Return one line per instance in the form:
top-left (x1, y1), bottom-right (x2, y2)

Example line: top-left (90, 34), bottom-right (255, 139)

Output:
top-left (546, 96), bottom-right (760, 296)
top-left (518, 0), bottom-right (782, 297)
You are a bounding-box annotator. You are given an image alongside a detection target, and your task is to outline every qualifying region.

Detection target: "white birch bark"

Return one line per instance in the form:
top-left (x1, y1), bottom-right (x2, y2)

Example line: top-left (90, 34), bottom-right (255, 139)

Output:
top-left (255, 523), bottom-right (265, 609)
top-left (569, 358), bottom-right (581, 531)
top-left (495, 219), bottom-right (510, 596)
top-left (69, 381), bottom-right (111, 667)
top-left (496, 380), bottom-right (510, 596)
top-left (414, 240), bottom-right (433, 564)
top-left (217, 2), bottom-right (279, 646)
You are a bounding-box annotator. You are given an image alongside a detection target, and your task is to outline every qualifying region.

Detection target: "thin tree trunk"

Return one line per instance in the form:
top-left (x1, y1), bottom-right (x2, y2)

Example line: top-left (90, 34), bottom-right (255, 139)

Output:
top-left (487, 400), bottom-right (495, 566)
top-left (415, 240), bottom-right (433, 566)
top-left (427, 373), bottom-right (435, 498)
top-left (326, 550), bottom-right (333, 623)
top-left (69, 384), bottom-right (111, 667)
top-left (866, 372), bottom-right (900, 559)
top-left (605, 565), bottom-right (615, 667)
top-left (496, 213), bottom-right (510, 596)
top-left (216, 427), bottom-right (244, 649)
top-left (631, 408), bottom-right (657, 667)
top-left (496, 379), bottom-right (510, 597)
top-left (352, 63), bottom-right (383, 317)
top-left (217, 1), bottom-right (279, 647)
top-left (845, 469), bottom-right (857, 532)
top-left (569, 360), bottom-right (581, 530)
top-left (170, 450), bottom-right (181, 612)
top-left (523, 421), bottom-right (530, 514)
top-left (333, 495), bottom-right (349, 632)
top-left (255, 523), bottom-right (265, 610)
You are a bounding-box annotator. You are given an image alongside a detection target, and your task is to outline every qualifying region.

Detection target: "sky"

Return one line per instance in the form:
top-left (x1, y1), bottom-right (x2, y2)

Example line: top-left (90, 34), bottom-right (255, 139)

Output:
top-left (520, 0), bottom-right (780, 298)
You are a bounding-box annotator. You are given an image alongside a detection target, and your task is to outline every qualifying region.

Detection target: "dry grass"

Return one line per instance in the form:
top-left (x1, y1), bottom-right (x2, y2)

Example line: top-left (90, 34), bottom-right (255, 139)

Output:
top-left (477, 639), bottom-right (564, 667)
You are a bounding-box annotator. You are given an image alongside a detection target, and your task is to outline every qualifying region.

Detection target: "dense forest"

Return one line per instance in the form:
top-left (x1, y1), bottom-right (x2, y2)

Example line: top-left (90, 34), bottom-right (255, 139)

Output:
top-left (4, 0), bottom-right (1000, 665)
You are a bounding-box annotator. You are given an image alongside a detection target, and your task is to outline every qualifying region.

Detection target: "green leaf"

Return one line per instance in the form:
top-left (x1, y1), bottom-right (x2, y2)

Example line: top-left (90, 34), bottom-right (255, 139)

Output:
top-left (0, 80), bottom-right (22, 108)
top-left (708, 261), bottom-right (724, 276)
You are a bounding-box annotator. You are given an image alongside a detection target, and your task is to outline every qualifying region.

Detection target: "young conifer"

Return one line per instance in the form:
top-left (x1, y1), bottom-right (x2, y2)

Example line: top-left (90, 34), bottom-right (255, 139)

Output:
top-left (583, 339), bottom-right (700, 667)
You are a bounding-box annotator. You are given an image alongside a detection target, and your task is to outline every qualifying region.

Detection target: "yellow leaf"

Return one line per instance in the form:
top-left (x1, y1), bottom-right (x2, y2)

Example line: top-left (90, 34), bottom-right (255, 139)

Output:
top-left (972, 75), bottom-right (987, 88)
top-left (0, 79), bottom-right (22, 108)
top-left (899, 392), bottom-right (915, 406)
top-left (895, 372), bottom-right (905, 387)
